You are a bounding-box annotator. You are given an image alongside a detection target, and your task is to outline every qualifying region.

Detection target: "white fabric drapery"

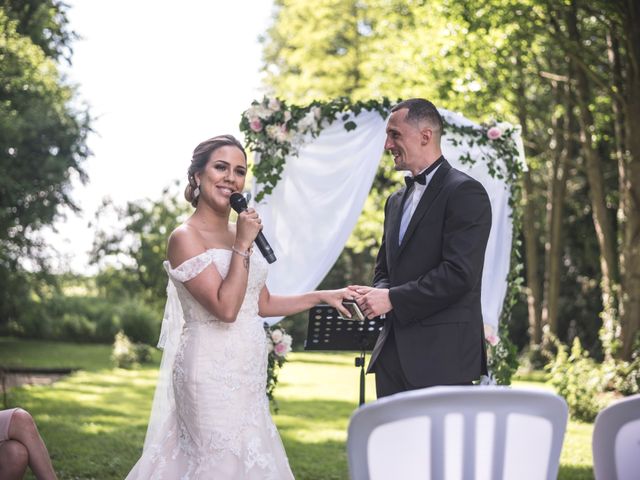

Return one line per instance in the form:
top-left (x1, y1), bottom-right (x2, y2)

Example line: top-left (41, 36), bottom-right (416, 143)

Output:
top-left (251, 109), bottom-right (522, 340)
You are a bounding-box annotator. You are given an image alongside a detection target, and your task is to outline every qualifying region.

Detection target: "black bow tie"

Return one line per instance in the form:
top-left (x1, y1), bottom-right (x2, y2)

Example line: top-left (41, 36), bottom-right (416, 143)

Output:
top-left (404, 171), bottom-right (426, 188)
top-left (404, 156), bottom-right (444, 189)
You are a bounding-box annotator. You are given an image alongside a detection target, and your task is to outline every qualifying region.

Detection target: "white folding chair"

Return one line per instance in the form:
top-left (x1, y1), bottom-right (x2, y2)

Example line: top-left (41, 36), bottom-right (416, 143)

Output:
top-left (347, 386), bottom-right (568, 480)
top-left (592, 393), bottom-right (640, 480)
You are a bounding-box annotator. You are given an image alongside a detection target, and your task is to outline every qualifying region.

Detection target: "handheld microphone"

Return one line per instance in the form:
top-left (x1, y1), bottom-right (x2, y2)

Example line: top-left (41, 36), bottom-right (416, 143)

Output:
top-left (229, 192), bottom-right (277, 264)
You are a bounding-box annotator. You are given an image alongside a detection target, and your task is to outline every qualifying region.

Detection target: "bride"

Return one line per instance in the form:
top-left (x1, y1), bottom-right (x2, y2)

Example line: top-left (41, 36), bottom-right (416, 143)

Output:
top-left (125, 134), bottom-right (350, 479)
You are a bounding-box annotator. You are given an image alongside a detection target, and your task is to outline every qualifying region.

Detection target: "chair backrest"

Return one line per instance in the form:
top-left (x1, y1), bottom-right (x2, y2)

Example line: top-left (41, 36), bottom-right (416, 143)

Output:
top-left (592, 393), bottom-right (640, 480)
top-left (347, 386), bottom-right (568, 480)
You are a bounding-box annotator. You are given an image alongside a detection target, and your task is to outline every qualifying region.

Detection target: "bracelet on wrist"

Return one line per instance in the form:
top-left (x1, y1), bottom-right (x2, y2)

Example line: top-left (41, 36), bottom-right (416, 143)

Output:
top-left (231, 245), bottom-right (252, 258)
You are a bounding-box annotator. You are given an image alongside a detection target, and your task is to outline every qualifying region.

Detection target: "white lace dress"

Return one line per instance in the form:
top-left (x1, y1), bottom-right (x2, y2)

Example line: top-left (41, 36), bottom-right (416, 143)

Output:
top-left (125, 249), bottom-right (294, 479)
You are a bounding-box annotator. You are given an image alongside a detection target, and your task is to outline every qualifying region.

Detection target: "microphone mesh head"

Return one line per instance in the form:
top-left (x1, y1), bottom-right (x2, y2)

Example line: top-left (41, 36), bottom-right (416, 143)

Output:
top-left (229, 192), bottom-right (247, 213)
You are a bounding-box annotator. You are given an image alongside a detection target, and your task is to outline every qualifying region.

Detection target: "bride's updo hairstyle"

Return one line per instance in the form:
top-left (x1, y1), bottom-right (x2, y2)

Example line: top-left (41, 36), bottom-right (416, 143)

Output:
top-left (185, 134), bottom-right (248, 207)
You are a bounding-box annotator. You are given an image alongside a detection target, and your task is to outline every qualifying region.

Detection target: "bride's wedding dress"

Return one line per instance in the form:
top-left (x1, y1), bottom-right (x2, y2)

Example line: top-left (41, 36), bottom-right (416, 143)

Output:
top-left (126, 249), bottom-right (294, 479)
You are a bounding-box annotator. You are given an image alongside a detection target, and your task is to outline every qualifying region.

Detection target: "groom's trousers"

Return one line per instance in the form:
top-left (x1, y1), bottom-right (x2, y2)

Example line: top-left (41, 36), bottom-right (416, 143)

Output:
top-left (374, 327), bottom-right (473, 398)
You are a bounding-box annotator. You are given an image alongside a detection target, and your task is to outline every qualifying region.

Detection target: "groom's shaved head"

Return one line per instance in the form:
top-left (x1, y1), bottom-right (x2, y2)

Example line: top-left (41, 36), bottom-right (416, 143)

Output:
top-left (391, 98), bottom-right (443, 137)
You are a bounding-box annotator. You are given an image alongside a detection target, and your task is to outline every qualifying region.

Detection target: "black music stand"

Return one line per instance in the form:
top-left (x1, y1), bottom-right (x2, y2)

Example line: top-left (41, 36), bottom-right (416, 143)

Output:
top-left (304, 304), bottom-right (383, 406)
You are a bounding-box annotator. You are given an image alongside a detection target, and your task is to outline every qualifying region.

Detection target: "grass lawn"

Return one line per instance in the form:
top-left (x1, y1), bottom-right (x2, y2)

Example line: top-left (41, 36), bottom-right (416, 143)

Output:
top-left (1, 338), bottom-right (594, 479)
top-left (0, 337), bottom-right (116, 371)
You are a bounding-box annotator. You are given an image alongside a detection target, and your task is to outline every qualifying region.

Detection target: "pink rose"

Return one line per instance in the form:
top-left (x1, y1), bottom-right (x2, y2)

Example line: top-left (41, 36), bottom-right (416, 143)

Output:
top-left (487, 126), bottom-right (502, 140)
top-left (486, 334), bottom-right (500, 346)
top-left (249, 117), bottom-right (263, 132)
top-left (274, 342), bottom-right (288, 356)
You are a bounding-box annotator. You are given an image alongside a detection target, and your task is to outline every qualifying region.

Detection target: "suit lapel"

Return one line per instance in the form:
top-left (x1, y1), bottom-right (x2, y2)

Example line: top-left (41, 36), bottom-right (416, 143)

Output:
top-left (397, 160), bottom-right (451, 256)
top-left (387, 189), bottom-right (406, 263)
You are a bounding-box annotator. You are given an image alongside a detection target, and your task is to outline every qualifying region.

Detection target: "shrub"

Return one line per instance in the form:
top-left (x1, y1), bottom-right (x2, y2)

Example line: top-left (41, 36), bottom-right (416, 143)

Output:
top-left (55, 313), bottom-right (97, 342)
top-left (116, 299), bottom-right (160, 345)
top-left (93, 306), bottom-right (121, 343)
top-left (9, 300), bottom-right (51, 339)
top-left (111, 331), bottom-right (156, 369)
top-left (523, 343), bottom-right (551, 371)
top-left (134, 343), bottom-right (154, 364)
top-left (112, 331), bottom-right (138, 368)
top-left (601, 337), bottom-right (640, 397)
top-left (606, 359), bottom-right (640, 396)
top-left (548, 337), bottom-right (605, 422)
top-left (9, 293), bottom-right (122, 343)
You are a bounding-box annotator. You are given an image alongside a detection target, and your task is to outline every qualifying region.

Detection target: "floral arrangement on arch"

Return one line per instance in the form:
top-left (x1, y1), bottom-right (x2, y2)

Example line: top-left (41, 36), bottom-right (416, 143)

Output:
top-left (265, 323), bottom-right (293, 412)
top-left (445, 118), bottom-right (525, 183)
top-left (240, 96), bottom-right (391, 201)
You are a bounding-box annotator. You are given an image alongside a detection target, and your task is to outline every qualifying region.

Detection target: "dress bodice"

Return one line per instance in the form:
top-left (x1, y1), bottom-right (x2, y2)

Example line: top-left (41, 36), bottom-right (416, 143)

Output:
top-left (163, 248), bottom-right (268, 326)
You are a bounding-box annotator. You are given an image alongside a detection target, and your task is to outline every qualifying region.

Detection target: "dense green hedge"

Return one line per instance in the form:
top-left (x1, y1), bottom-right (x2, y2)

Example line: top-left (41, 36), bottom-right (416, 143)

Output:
top-left (1, 294), bottom-right (161, 345)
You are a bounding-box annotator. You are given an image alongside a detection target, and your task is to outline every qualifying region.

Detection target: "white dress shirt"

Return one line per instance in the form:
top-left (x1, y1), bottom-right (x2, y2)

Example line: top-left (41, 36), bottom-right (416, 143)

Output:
top-left (398, 164), bottom-right (442, 244)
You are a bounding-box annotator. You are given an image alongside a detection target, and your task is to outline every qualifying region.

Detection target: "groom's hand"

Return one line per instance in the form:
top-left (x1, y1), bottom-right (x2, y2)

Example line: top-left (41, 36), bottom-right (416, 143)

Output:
top-left (348, 285), bottom-right (392, 319)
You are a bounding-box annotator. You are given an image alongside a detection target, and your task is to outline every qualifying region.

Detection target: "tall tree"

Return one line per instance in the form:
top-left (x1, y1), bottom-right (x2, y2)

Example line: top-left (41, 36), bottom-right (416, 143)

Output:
top-left (262, 0), bottom-right (368, 103)
top-left (1, 0), bottom-right (76, 61)
top-left (90, 184), bottom-right (190, 312)
top-left (0, 2), bottom-right (90, 327)
top-left (539, 0), bottom-right (640, 359)
top-left (615, 0), bottom-right (640, 359)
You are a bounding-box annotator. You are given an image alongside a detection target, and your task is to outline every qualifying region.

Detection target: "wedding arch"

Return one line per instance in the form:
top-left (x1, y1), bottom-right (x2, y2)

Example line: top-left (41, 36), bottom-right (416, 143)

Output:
top-left (239, 97), bottom-right (526, 383)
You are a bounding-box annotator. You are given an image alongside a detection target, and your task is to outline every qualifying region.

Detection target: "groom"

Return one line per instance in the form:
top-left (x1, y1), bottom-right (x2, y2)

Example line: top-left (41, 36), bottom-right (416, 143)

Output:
top-left (351, 98), bottom-right (492, 398)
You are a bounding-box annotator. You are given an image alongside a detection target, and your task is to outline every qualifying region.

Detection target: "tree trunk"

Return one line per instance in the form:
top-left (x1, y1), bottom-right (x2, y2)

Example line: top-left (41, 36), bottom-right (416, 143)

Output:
top-left (618, 0), bottom-right (640, 359)
top-left (522, 173), bottom-right (543, 345)
top-left (542, 82), bottom-right (571, 335)
top-left (514, 61), bottom-right (543, 346)
top-left (566, 2), bottom-right (619, 350)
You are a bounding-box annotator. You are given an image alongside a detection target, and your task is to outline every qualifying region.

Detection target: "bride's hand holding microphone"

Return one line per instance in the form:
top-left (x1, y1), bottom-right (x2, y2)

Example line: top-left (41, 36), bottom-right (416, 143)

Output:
top-left (233, 205), bottom-right (262, 255)
top-left (230, 192), bottom-right (277, 264)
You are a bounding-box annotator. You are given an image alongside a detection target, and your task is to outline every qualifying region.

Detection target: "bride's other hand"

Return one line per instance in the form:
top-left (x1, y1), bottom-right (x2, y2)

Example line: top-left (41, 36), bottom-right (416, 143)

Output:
top-left (235, 207), bottom-right (262, 250)
top-left (319, 288), bottom-right (352, 318)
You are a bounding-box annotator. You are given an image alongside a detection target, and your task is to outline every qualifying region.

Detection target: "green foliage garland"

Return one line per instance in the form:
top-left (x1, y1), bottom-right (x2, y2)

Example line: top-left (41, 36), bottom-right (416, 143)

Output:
top-left (240, 97), bottom-right (524, 384)
top-left (444, 119), bottom-right (525, 385)
top-left (240, 96), bottom-right (392, 202)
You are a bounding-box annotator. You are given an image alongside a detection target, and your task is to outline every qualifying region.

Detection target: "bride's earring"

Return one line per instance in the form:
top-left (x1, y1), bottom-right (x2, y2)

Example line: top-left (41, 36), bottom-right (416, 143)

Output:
top-left (194, 183), bottom-right (201, 198)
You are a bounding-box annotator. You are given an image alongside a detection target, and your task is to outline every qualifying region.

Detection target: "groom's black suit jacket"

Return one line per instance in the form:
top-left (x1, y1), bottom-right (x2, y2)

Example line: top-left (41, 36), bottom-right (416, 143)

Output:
top-left (367, 159), bottom-right (491, 387)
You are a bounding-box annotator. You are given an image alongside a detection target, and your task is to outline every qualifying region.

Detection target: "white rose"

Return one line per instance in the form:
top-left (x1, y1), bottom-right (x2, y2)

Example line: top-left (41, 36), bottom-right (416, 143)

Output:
top-left (275, 125), bottom-right (289, 143)
top-left (245, 106), bottom-right (260, 119)
top-left (266, 124), bottom-right (280, 140)
top-left (496, 121), bottom-right (512, 132)
top-left (268, 97), bottom-right (281, 111)
top-left (298, 110), bottom-right (317, 132)
top-left (281, 334), bottom-right (292, 347)
top-left (252, 104), bottom-right (272, 120)
top-left (271, 329), bottom-right (284, 343)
